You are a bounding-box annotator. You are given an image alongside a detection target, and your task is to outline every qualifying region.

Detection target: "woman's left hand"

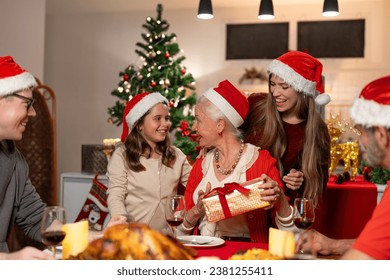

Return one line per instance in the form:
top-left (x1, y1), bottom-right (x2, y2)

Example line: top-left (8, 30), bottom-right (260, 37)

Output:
top-left (257, 174), bottom-right (283, 208)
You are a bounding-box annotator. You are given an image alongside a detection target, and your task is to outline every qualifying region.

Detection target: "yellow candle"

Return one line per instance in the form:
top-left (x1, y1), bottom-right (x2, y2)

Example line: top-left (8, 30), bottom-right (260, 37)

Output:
top-left (61, 220), bottom-right (88, 259)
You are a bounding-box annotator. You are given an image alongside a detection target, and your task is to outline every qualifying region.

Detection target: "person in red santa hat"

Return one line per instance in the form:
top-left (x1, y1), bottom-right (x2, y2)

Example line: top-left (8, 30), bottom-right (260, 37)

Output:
top-left (0, 56), bottom-right (54, 260)
top-left (180, 80), bottom-right (292, 243)
top-left (106, 92), bottom-right (192, 234)
top-left (242, 51), bottom-right (331, 210)
top-left (295, 75), bottom-right (390, 259)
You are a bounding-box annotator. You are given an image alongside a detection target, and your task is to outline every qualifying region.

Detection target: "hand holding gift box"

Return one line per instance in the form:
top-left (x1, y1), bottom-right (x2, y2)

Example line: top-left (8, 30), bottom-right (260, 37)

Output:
top-left (202, 178), bottom-right (270, 223)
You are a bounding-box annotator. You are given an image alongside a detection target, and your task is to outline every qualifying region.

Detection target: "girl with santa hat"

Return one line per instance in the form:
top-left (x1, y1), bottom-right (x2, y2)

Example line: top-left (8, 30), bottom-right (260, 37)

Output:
top-left (106, 92), bottom-right (192, 234)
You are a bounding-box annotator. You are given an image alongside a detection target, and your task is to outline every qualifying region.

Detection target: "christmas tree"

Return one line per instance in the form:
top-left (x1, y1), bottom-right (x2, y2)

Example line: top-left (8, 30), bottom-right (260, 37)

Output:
top-left (108, 4), bottom-right (198, 161)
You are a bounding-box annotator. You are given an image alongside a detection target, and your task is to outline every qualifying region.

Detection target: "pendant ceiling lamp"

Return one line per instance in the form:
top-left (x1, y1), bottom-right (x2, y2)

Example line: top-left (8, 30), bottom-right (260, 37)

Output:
top-left (322, 0), bottom-right (339, 17)
top-left (197, 0), bottom-right (214, 19)
top-left (258, 0), bottom-right (275, 20)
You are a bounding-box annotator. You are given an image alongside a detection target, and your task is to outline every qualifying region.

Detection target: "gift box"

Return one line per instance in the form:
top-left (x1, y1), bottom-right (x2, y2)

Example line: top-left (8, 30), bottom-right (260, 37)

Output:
top-left (202, 178), bottom-right (270, 223)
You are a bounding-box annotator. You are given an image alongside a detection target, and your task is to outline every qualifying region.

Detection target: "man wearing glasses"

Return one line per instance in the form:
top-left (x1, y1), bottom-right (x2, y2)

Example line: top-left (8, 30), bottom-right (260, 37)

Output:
top-left (0, 56), bottom-right (52, 259)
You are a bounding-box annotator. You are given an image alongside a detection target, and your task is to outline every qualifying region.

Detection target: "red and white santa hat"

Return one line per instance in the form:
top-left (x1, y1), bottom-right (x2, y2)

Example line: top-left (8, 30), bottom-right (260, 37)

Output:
top-left (203, 80), bottom-right (249, 128)
top-left (0, 56), bottom-right (37, 97)
top-left (268, 51), bottom-right (331, 106)
top-left (121, 92), bottom-right (168, 142)
top-left (350, 75), bottom-right (390, 128)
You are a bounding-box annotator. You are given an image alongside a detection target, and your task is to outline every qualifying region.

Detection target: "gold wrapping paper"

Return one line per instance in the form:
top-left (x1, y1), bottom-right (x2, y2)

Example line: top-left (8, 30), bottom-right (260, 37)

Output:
top-left (202, 178), bottom-right (270, 223)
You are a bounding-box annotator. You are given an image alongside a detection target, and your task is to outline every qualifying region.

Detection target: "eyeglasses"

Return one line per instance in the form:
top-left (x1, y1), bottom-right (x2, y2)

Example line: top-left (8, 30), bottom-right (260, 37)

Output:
top-left (11, 93), bottom-right (35, 111)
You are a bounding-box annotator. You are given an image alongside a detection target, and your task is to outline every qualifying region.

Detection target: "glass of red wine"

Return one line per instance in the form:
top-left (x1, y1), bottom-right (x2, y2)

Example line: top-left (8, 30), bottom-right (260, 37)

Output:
top-left (293, 198), bottom-right (315, 230)
top-left (165, 195), bottom-right (186, 239)
top-left (41, 206), bottom-right (67, 258)
top-left (292, 198), bottom-right (315, 257)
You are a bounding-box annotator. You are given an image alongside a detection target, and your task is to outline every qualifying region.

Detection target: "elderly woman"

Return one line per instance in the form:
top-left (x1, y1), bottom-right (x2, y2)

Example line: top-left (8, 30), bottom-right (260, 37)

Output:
top-left (180, 80), bottom-right (293, 243)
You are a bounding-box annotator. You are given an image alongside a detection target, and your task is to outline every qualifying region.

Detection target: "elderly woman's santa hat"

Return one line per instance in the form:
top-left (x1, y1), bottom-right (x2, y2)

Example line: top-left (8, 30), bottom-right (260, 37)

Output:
top-left (268, 51), bottom-right (331, 106)
top-left (203, 80), bottom-right (249, 128)
top-left (121, 92), bottom-right (168, 142)
top-left (350, 75), bottom-right (390, 128)
top-left (0, 56), bottom-right (37, 96)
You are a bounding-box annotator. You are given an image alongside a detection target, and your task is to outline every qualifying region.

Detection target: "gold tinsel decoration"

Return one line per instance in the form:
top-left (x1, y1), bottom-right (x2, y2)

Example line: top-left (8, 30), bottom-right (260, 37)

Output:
top-left (327, 114), bottom-right (361, 180)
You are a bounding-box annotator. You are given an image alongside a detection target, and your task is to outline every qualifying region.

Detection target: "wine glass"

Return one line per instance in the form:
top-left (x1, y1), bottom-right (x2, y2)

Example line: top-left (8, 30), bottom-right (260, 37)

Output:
top-left (41, 206), bottom-right (67, 258)
top-left (165, 195), bottom-right (186, 239)
top-left (293, 198), bottom-right (315, 256)
top-left (293, 198), bottom-right (315, 231)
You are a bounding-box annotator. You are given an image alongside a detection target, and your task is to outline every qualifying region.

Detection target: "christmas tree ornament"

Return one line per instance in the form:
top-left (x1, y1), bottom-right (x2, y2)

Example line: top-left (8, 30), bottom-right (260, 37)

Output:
top-left (150, 80), bottom-right (156, 87)
top-left (164, 52), bottom-right (170, 59)
top-left (181, 68), bottom-right (187, 75)
top-left (182, 104), bottom-right (190, 117)
top-left (123, 74), bottom-right (129, 81)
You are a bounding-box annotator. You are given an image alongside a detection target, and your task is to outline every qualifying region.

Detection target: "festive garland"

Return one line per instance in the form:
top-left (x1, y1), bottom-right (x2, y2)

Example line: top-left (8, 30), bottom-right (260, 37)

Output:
top-left (359, 160), bottom-right (390, 185)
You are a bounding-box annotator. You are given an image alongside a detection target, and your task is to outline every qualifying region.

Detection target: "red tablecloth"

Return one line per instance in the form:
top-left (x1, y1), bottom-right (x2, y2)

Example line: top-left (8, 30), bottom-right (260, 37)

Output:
top-left (195, 240), bottom-right (268, 260)
top-left (313, 175), bottom-right (377, 239)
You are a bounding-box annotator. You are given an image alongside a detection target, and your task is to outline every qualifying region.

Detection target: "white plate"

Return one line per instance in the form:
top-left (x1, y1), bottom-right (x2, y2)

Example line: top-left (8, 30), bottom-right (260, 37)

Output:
top-left (176, 235), bottom-right (225, 248)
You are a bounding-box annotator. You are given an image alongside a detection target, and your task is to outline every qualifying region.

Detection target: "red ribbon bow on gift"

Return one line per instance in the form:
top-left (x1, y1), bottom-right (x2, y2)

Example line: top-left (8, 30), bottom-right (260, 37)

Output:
top-left (205, 182), bottom-right (250, 220)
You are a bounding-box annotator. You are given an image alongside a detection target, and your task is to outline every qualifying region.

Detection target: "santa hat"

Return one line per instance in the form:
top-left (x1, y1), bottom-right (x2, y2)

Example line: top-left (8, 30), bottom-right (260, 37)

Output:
top-left (121, 92), bottom-right (168, 142)
top-left (350, 75), bottom-right (390, 128)
top-left (0, 56), bottom-right (37, 97)
top-left (203, 80), bottom-right (249, 128)
top-left (268, 51), bottom-right (331, 106)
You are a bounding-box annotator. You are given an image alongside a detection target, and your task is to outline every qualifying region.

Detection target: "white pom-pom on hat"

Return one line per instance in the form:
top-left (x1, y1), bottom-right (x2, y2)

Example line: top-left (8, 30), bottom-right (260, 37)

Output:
top-left (315, 93), bottom-right (331, 106)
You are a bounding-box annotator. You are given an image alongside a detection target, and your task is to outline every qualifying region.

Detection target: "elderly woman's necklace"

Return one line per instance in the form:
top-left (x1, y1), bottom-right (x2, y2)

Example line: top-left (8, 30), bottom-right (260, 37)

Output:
top-left (214, 140), bottom-right (245, 175)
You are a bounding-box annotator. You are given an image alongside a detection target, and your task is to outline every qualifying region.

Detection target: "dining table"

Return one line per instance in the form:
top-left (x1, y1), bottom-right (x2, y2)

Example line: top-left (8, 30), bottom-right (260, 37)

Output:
top-left (193, 240), bottom-right (341, 260)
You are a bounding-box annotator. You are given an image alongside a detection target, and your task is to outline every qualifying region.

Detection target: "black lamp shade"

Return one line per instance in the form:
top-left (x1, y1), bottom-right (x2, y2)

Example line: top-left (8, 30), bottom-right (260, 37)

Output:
top-left (258, 0), bottom-right (274, 20)
top-left (197, 0), bottom-right (214, 19)
top-left (322, 0), bottom-right (339, 17)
